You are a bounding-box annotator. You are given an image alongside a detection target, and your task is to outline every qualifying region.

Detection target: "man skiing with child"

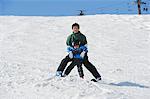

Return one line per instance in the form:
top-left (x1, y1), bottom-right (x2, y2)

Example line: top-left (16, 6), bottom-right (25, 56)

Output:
top-left (56, 23), bottom-right (101, 82)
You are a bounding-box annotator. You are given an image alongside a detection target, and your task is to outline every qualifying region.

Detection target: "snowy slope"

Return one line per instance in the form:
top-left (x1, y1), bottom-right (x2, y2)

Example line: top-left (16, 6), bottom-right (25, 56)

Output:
top-left (0, 15), bottom-right (150, 99)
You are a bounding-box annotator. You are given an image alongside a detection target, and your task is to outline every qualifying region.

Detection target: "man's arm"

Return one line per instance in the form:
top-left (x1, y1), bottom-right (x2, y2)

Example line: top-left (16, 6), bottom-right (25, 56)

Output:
top-left (84, 36), bottom-right (88, 45)
top-left (81, 34), bottom-right (87, 46)
top-left (79, 34), bottom-right (88, 59)
top-left (66, 35), bottom-right (74, 59)
top-left (80, 34), bottom-right (88, 52)
top-left (66, 35), bottom-right (72, 46)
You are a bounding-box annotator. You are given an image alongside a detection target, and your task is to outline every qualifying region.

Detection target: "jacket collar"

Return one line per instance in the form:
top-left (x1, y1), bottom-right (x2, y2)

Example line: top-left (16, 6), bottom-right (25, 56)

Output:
top-left (72, 31), bottom-right (81, 34)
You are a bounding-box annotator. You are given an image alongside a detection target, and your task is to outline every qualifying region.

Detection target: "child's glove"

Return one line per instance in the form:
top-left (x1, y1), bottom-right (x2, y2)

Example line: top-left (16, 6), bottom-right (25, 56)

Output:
top-left (68, 51), bottom-right (73, 59)
top-left (67, 46), bottom-right (74, 59)
top-left (80, 51), bottom-right (86, 59)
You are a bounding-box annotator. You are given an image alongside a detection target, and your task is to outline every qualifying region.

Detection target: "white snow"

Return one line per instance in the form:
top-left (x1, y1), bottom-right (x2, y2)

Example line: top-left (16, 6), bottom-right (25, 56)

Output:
top-left (0, 15), bottom-right (150, 99)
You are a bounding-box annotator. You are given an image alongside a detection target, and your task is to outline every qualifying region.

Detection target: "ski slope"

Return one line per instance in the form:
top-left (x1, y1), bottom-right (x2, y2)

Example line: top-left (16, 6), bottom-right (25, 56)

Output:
top-left (0, 15), bottom-right (150, 99)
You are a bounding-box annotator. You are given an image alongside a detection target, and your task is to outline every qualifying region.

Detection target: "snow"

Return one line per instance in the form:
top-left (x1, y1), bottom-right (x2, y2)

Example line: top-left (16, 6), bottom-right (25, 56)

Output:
top-left (0, 15), bottom-right (150, 99)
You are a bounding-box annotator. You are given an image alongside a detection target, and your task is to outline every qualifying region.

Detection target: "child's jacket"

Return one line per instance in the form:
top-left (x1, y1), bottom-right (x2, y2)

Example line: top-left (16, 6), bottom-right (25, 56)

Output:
top-left (67, 45), bottom-right (88, 59)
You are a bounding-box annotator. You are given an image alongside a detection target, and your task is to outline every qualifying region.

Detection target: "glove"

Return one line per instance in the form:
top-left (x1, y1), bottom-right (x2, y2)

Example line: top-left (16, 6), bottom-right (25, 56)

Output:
top-left (80, 51), bottom-right (86, 59)
top-left (68, 51), bottom-right (73, 59)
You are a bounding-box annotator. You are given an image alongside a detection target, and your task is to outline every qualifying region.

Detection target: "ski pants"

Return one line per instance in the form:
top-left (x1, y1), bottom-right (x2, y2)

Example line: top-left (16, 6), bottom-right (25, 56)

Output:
top-left (64, 58), bottom-right (84, 78)
top-left (57, 53), bottom-right (101, 79)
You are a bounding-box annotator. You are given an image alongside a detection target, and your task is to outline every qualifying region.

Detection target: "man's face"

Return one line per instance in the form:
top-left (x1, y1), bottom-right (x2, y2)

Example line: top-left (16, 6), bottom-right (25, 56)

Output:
top-left (72, 26), bottom-right (79, 33)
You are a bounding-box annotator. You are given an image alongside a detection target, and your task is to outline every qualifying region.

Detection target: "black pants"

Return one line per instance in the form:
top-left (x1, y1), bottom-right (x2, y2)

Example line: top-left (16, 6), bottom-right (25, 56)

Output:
top-left (57, 53), bottom-right (101, 79)
top-left (64, 58), bottom-right (84, 78)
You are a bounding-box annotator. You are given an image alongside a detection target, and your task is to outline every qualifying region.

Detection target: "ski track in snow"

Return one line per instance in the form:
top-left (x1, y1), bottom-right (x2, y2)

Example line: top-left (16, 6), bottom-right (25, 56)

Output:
top-left (0, 15), bottom-right (150, 99)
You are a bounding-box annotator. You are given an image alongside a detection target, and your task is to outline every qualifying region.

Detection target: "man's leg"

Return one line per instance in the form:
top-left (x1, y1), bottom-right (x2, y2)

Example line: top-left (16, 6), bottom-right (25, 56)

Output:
top-left (83, 53), bottom-right (101, 79)
top-left (56, 55), bottom-right (72, 76)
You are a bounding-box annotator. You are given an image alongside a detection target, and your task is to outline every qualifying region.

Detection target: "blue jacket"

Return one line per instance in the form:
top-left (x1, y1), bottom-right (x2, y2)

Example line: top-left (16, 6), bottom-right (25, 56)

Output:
top-left (67, 45), bottom-right (88, 59)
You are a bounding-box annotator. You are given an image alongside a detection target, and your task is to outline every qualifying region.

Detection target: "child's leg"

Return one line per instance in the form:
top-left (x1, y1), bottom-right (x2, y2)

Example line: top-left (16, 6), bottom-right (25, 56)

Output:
top-left (64, 59), bottom-right (76, 76)
top-left (76, 59), bottom-right (84, 78)
top-left (77, 64), bottom-right (84, 78)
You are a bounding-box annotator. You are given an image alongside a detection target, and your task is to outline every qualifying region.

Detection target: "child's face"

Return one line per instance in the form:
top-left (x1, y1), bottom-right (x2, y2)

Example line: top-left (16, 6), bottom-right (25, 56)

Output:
top-left (72, 26), bottom-right (79, 33)
top-left (74, 45), bottom-right (79, 49)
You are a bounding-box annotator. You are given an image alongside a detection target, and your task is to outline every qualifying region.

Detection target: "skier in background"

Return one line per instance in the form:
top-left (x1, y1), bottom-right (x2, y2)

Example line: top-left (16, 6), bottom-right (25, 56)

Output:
top-left (56, 23), bottom-right (101, 81)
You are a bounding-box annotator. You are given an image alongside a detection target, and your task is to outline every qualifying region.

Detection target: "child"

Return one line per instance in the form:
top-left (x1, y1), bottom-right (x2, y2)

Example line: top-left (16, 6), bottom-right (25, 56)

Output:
top-left (63, 40), bottom-right (87, 78)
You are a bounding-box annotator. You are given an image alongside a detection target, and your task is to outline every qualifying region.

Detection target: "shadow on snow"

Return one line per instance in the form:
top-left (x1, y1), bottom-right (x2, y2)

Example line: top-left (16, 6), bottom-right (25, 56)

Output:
top-left (109, 81), bottom-right (149, 88)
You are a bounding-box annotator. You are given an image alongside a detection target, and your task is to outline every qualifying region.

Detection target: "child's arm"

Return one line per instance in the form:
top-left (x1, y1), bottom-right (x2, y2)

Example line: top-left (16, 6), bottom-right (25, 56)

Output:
top-left (67, 46), bottom-right (74, 52)
top-left (67, 46), bottom-right (74, 59)
top-left (80, 44), bottom-right (88, 52)
top-left (79, 45), bottom-right (88, 59)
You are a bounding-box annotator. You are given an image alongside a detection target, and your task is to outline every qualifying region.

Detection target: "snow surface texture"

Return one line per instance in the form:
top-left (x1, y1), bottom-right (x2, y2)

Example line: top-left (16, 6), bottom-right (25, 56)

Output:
top-left (0, 15), bottom-right (150, 99)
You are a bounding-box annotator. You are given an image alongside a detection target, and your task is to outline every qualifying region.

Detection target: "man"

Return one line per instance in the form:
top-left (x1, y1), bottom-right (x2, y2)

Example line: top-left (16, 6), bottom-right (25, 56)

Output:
top-left (56, 23), bottom-right (101, 81)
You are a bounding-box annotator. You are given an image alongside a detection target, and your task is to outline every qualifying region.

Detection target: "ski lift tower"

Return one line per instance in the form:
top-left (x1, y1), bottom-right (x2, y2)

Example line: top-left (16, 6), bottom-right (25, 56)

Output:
top-left (137, 0), bottom-right (141, 15)
top-left (135, 0), bottom-right (147, 15)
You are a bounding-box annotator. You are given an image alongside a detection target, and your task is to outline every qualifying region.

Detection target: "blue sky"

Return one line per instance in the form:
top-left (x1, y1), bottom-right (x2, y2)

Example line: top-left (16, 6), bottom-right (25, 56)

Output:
top-left (0, 0), bottom-right (149, 16)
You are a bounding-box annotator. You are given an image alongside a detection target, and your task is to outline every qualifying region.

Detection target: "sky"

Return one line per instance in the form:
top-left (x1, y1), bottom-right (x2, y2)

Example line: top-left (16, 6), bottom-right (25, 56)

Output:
top-left (0, 0), bottom-right (149, 16)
